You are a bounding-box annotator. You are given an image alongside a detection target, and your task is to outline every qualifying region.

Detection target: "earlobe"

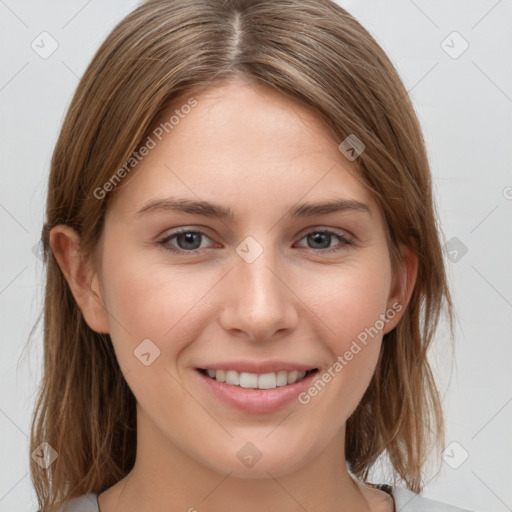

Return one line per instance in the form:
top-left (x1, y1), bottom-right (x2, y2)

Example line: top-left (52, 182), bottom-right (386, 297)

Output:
top-left (383, 244), bottom-right (418, 334)
top-left (49, 225), bottom-right (110, 334)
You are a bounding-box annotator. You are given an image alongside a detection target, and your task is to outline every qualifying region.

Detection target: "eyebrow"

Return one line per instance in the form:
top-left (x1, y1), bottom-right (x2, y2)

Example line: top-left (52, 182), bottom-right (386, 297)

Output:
top-left (136, 197), bottom-right (371, 219)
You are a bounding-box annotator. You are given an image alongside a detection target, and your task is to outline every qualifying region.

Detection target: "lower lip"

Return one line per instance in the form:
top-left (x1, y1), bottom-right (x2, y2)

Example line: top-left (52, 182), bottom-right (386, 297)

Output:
top-left (196, 369), bottom-right (317, 413)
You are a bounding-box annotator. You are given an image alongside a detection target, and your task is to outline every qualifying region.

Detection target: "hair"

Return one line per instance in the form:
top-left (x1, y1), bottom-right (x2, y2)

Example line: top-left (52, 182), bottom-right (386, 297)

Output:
top-left (29, 0), bottom-right (454, 509)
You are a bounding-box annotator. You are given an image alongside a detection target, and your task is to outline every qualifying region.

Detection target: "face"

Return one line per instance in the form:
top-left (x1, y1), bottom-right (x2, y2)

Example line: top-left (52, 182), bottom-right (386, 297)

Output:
top-left (59, 77), bottom-right (412, 479)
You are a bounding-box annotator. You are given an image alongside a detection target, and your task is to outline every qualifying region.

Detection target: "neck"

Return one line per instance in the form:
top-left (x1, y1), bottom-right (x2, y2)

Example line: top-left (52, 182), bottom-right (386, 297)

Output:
top-left (98, 410), bottom-right (371, 512)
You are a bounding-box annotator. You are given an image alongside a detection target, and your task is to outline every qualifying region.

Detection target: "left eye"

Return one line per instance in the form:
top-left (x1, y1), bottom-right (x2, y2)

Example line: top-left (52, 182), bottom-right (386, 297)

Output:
top-left (295, 230), bottom-right (353, 253)
top-left (158, 229), bottom-right (353, 254)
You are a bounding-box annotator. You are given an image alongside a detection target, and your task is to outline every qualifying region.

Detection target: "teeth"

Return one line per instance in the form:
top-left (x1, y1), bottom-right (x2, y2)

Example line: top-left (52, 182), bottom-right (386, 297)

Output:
top-left (203, 369), bottom-right (309, 389)
top-left (276, 371), bottom-right (288, 386)
top-left (240, 372), bottom-right (259, 388)
top-left (225, 370), bottom-right (239, 386)
top-left (287, 370), bottom-right (298, 384)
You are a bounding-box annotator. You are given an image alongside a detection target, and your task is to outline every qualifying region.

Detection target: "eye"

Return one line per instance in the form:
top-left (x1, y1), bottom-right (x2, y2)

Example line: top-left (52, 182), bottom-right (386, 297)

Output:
top-left (295, 229), bottom-right (354, 254)
top-left (158, 229), bottom-right (214, 254)
top-left (158, 228), bottom-right (354, 255)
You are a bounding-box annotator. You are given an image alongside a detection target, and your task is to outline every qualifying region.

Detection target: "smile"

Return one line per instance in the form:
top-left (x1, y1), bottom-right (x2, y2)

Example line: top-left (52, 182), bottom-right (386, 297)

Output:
top-left (198, 368), bottom-right (318, 389)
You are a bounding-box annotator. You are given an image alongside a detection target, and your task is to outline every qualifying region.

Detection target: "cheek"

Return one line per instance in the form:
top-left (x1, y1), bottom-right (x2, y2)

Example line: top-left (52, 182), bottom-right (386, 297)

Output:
top-left (98, 246), bottom-right (216, 368)
top-left (308, 258), bottom-right (392, 349)
top-left (299, 260), bottom-right (391, 413)
top-left (97, 254), bottom-right (213, 421)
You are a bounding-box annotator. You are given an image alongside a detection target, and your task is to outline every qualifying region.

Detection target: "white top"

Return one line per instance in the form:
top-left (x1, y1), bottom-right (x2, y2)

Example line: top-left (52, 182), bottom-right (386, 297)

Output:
top-left (58, 487), bottom-right (475, 511)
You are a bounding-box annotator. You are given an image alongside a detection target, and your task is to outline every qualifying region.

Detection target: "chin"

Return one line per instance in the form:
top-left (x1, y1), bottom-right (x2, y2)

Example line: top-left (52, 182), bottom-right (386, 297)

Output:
top-left (202, 436), bottom-right (317, 480)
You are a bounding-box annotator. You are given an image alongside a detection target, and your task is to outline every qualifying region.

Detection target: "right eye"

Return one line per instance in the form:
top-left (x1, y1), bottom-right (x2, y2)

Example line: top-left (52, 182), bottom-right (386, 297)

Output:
top-left (158, 229), bottom-right (216, 254)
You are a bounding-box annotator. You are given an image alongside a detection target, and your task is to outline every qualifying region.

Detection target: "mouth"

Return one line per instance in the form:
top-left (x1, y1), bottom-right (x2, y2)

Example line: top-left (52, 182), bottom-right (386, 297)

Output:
top-left (195, 363), bottom-right (318, 414)
top-left (197, 368), bottom-right (319, 390)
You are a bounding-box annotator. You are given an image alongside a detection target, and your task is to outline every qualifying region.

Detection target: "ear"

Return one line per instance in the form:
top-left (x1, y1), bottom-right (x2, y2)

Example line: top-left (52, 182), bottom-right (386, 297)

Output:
top-left (382, 243), bottom-right (418, 335)
top-left (49, 225), bottom-right (110, 334)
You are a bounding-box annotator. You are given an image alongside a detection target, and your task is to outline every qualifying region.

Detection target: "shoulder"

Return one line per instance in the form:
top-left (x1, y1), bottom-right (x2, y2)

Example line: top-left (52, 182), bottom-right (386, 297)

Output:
top-left (58, 493), bottom-right (99, 512)
top-left (55, 488), bottom-right (476, 512)
top-left (390, 486), bottom-right (475, 512)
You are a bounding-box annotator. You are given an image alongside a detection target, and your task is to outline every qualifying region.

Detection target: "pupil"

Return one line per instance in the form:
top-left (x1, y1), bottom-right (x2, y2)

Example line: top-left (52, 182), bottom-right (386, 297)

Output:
top-left (309, 232), bottom-right (330, 249)
top-left (178, 232), bottom-right (200, 250)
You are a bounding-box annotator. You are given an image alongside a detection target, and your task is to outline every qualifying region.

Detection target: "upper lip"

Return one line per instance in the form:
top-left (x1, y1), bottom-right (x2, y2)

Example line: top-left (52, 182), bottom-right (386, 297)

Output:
top-left (197, 360), bottom-right (318, 374)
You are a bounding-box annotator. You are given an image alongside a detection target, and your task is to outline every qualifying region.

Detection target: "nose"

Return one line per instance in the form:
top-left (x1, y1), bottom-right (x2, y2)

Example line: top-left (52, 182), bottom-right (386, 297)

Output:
top-left (218, 241), bottom-right (299, 343)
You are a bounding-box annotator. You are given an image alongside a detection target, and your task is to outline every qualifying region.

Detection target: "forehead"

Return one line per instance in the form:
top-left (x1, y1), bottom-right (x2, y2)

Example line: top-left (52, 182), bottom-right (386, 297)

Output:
top-left (107, 78), bottom-right (379, 221)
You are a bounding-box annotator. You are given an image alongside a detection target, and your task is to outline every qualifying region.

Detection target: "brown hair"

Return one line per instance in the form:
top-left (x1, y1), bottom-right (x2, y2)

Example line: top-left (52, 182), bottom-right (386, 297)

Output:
top-left (30, 0), bottom-right (454, 509)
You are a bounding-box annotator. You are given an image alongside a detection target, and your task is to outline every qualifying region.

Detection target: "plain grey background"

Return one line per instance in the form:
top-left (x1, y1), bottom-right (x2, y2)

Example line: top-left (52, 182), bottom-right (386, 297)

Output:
top-left (1, 1), bottom-right (511, 511)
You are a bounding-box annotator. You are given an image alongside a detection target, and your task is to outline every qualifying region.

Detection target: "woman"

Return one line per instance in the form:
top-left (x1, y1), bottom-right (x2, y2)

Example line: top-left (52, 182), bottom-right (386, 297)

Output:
top-left (30, 0), bottom-right (473, 510)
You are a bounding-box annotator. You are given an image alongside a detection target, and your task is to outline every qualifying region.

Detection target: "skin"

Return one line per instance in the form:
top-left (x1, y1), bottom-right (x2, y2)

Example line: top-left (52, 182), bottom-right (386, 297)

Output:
top-left (51, 77), bottom-right (417, 512)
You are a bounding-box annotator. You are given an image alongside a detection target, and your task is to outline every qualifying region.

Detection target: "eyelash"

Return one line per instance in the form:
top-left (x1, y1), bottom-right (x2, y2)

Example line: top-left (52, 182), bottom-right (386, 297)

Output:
top-left (157, 228), bottom-right (354, 255)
